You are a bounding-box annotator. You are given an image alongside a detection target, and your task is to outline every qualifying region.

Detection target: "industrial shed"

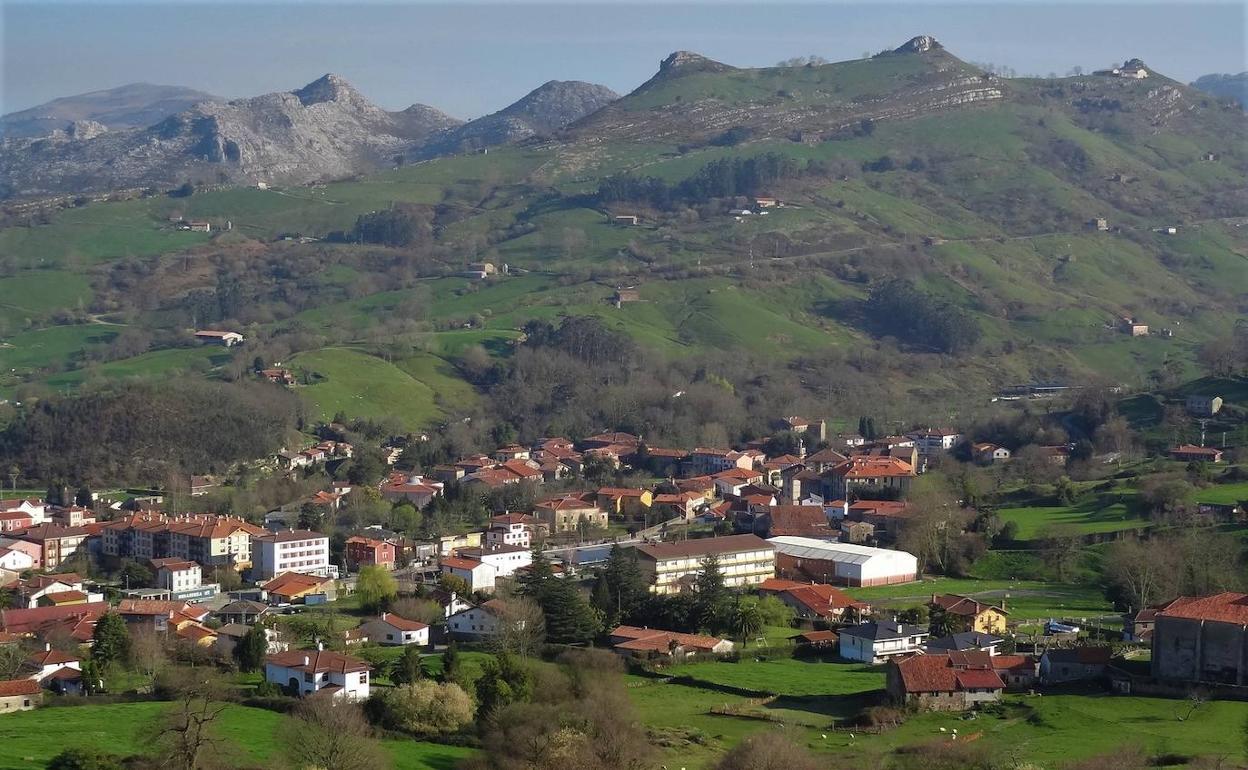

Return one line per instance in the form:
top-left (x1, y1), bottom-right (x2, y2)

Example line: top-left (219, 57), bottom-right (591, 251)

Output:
top-left (767, 536), bottom-right (918, 587)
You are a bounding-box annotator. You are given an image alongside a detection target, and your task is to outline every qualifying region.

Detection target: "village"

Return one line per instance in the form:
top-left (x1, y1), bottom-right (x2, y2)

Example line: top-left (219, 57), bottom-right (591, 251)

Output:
top-left (0, 375), bottom-right (1241, 769)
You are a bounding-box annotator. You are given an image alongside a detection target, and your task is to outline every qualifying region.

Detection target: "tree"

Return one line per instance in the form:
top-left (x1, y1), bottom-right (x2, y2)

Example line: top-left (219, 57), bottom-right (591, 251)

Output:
top-left (440, 639), bottom-right (461, 684)
top-left (896, 474), bottom-right (970, 575)
top-left (438, 573), bottom-right (471, 598)
top-left (356, 565), bottom-right (398, 613)
top-left (73, 485), bottom-right (93, 508)
top-left (597, 543), bottom-right (648, 624)
top-left (128, 628), bottom-right (168, 680)
top-left (516, 544), bottom-right (555, 597)
top-left (1105, 538), bottom-right (1175, 611)
top-left (235, 623), bottom-right (268, 673)
top-left (116, 560), bottom-right (153, 589)
top-left (149, 668), bottom-right (233, 770)
top-left (280, 696), bottom-right (391, 770)
top-left (492, 596), bottom-right (546, 657)
top-left (374, 680), bottom-right (474, 736)
top-left (714, 731), bottom-right (823, 770)
top-left (537, 575), bottom-right (601, 644)
top-left (730, 599), bottom-right (764, 641)
top-left (390, 645), bottom-right (426, 685)
top-left (1038, 524), bottom-right (1083, 582)
top-left (694, 555), bottom-right (731, 634)
top-left (92, 611), bottom-right (130, 667)
top-left (47, 749), bottom-right (125, 770)
top-left (474, 652), bottom-right (532, 718)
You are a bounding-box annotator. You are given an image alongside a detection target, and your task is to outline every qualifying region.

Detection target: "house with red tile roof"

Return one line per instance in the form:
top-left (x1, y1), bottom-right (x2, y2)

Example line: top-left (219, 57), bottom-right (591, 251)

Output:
top-left (262, 572), bottom-right (334, 604)
top-left (758, 578), bottom-right (870, 622)
top-left (1168, 444), bottom-right (1224, 463)
top-left (930, 594), bottom-right (1009, 635)
top-left (379, 475), bottom-right (444, 508)
top-left (888, 652), bottom-right (1005, 710)
top-left (608, 625), bottom-right (733, 659)
top-left (1040, 646), bottom-right (1114, 684)
top-left (265, 647), bottom-right (370, 699)
top-left (826, 456), bottom-right (915, 500)
top-left (362, 612), bottom-right (430, 646)
top-left (345, 536), bottom-right (396, 571)
top-left (1152, 592), bottom-right (1248, 685)
top-left (749, 504), bottom-right (833, 539)
top-left (596, 487), bottom-right (653, 517)
top-left (534, 494), bottom-right (607, 533)
top-left (0, 677), bottom-right (41, 710)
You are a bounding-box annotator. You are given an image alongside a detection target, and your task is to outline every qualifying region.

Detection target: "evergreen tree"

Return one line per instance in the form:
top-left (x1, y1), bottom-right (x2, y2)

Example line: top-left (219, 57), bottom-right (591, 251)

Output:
top-left (73, 485), bottom-right (93, 508)
top-left (694, 555), bottom-right (731, 635)
top-left (91, 612), bottom-right (129, 667)
top-left (390, 645), bottom-right (425, 685)
top-left (474, 652), bottom-right (532, 718)
top-left (599, 543), bottom-right (647, 623)
top-left (515, 544), bottom-right (554, 597)
top-left (235, 623), bottom-right (268, 673)
top-left (591, 574), bottom-right (614, 626)
top-left (538, 575), bottom-right (602, 644)
top-left (440, 640), bottom-right (461, 684)
top-left (858, 416), bottom-right (868, 438)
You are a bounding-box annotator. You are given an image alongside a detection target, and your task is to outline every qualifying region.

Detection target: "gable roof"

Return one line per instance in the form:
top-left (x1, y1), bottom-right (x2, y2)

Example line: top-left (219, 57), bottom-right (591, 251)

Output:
top-left (763, 505), bottom-right (831, 537)
top-left (262, 572), bottom-right (330, 597)
top-left (373, 613), bottom-right (428, 632)
top-left (925, 632), bottom-right (1004, 652)
top-left (839, 619), bottom-right (926, 641)
top-left (0, 603), bottom-right (108, 635)
top-left (894, 652), bottom-right (1004, 694)
top-left (1156, 592), bottom-right (1248, 625)
top-left (610, 625), bottom-right (727, 652)
top-left (266, 649), bottom-right (369, 674)
top-left (931, 594), bottom-right (1008, 617)
top-left (633, 534), bottom-right (772, 562)
top-left (0, 678), bottom-right (40, 696)
top-left (831, 455), bottom-right (915, 479)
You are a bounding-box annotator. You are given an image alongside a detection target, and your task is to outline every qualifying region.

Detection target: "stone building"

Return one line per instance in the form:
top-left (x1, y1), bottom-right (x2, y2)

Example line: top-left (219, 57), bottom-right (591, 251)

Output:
top-left (1151, 592), bottom-right (1248, 687)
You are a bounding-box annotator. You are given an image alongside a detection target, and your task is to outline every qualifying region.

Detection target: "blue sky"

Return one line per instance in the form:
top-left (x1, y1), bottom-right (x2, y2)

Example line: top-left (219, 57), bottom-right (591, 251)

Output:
top-left (2, 1), bottom-right (1244, 118)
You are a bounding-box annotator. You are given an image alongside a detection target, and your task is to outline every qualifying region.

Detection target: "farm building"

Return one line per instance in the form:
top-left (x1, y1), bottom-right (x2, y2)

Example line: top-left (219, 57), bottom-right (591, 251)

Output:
top-left (1151, 592), bottom-right (1248, 686)
top-left (767, 536), bottom-right (918, 587)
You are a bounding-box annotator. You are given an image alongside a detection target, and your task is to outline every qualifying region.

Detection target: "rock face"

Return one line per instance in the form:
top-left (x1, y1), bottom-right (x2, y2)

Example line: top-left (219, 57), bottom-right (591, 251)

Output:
top-left (0, 83), bottom-right (221, 139)
top-left (0, 74), bottom-right (461, 198)
top-left (417, 80), bottom-right (618, 157)
top-left (895, 35), bottom-right (942, 54)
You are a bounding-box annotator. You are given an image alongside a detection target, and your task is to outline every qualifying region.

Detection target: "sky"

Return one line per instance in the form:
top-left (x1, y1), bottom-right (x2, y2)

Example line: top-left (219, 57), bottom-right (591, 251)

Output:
top-left (2, 1), bottom-right (1245, 119)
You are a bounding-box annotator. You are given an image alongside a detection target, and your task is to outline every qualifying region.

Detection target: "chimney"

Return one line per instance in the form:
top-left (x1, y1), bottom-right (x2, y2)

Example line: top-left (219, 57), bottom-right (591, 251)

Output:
top-left (316, 640), bottom-right (323, 652)
top-left (303, 654), bottom-right (310, 666)
top-left (44, 642), bottom-right (50, 652)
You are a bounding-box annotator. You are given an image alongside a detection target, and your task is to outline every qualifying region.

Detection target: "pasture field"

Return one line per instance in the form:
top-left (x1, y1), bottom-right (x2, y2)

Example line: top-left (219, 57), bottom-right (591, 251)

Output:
top-left (994, 500), bottom-right (1149, 541)
top-left (289, 347), bottom-right (464, 429)
top-left (846, 578), bottom-right (1115, 621)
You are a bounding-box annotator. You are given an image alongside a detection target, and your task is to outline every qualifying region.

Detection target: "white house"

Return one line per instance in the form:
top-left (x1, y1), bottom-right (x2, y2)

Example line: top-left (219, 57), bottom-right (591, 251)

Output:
top-left (838, 620), bottom-right (929, 663)
top-left (361, 613), bottom-right (430, 646)
top-left (0, 547), bottom-right (34, 573)
top-left (0, 499), bottom-right (46, 525)
top-left (151, 558), bottom-right (202, 593)
top-left (442, 544), bottom-right (532, 593)
top-left (441, 557), bottom-right (495, 593)
top-left (251, 530), bottom-right (332, 581)
top-left (907, 429), bottom-right (963, 455)
top-left (194, 330), bottom-right (243, 346)
top-left (485, 514), bottom-right (533, 549)
top-left (264, 648), bottom-right (370, 700)
top-left (25, 645), bottom-right (81, 682)
top-left (447, 600), bottom-right (505, 641)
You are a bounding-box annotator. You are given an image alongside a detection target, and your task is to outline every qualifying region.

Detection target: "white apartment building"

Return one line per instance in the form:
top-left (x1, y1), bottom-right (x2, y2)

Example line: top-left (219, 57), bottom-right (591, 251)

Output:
top-left (906, 428), bottom-right (963, 455)
top-left (634, 534), bottom-right (776, 595)
top-left (251, 530), bottom-right (332, 581)
top-left (485, 514), bottom-right (533, 549)
top-left (151, 558), bottom-right (202, 593)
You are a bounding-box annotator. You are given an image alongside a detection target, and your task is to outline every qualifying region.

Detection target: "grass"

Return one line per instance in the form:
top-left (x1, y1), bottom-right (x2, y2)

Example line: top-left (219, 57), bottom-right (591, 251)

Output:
top-left (995, 500), bottom-right (1149, 540)
top-left (0, 701), bottom-right (477, 770)
top-left (847, 578), bottom-right (1115, 621)
top-left (0, 271), bottom-right (93, 330)
top-left (289, 347), bottom-right (468, 430)
top-left (0, 324), bottom-right (122, 374)
top-left (1197, 481), bottom-right (1248, 505)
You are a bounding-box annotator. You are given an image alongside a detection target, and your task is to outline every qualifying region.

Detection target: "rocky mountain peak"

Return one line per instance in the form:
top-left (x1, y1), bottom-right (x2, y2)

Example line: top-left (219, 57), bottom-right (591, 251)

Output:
top-left (293, 73), bottom-right (365, 107)
top-left (895, 35), bottom-right (943, 54)
top-left (657, 51), bottom-right (734, 77)
top-left (65, 120), bottom-right (108, 140)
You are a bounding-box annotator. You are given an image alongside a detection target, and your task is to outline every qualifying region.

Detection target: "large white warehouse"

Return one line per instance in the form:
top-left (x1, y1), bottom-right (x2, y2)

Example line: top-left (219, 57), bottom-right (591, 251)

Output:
top-left (767, 536), bottom-right (918, 587)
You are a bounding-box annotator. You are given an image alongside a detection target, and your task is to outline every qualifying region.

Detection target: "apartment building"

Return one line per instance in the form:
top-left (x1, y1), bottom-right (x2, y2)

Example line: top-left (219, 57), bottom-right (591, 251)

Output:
top-left (251, 530), bottom-right (332, 581)
top-left (100, 513), bottom-right (265, 569)
top-left (633, 534), bottom-right (775, 595)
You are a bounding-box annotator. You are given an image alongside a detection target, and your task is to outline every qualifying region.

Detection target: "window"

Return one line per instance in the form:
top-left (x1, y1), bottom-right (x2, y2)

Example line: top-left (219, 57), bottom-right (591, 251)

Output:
top-left (304, 672), bottom-right (313, 683)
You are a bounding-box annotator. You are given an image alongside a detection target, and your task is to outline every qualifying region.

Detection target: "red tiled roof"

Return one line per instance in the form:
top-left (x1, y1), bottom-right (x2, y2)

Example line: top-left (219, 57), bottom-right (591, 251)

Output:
top-left (537, 494), bottom-right (598, 511)
top-left (895, 653), bottom-right (1003, 694)
top-left (989, 655), bottom-right (1036, 673)
top-left (0, 678), bottom-right (40, 696)
top-left (610, 625), bottom-right (726, 652)
top-left (832, 456), bottom-right (915, 479)
top-left (765, 505), bottom-right (831, 537)
top-left (0, 603), bottom-right (108, 634)
top-left (26, 648), bottom-right (78, 667)
top-left (794, 630), bottom-right (839, 643)
top-left (41, 590), bottom-right (87, 604)
top-left (441, 557), bottom-right (484, 571)
top-left (931, 594), bottom-right (1007, 617)
top-left (376, 613), bottom-right (428, 632)
top-left (597, 487), bottom-right (649, 499)
top-left (262, 572), bottom-right (330, 598)
top-left (1155, 592), bottom-right (1248, 625)
top-left (266, 649), bottom-right (369, 674)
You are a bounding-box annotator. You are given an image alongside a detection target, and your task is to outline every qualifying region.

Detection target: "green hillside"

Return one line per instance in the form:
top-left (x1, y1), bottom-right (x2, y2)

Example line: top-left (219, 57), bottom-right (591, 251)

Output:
top-left (0, 40), bottom-right (1243, 428)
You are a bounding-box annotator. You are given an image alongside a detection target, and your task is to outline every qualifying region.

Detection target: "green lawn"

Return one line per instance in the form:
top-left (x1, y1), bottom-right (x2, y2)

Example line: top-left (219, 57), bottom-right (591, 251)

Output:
top-left (0, 702), bottom-right (475, 770)
top-left (1197, 481), bottom-right (1248, 505)
top-left (995, 500), bottom-right (1149, 540)
top-left (0, 324), bottom-right (122, 374)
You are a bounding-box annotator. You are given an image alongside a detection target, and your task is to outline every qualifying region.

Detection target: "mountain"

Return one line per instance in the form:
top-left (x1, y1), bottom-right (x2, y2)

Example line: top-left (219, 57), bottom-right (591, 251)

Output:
top-left (415, 80), bottom-right (619, 158)
top-left (0, 83), bottom-right (221, 138)
top-left (0, 74), bottom-right (461, 198)
top-left (1191, 72), bottom-right (1247, 110)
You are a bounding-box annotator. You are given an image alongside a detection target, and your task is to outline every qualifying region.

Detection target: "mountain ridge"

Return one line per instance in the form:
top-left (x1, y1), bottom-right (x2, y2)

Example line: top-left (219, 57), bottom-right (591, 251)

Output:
top-left (0, 83), bottom-right (222, 139)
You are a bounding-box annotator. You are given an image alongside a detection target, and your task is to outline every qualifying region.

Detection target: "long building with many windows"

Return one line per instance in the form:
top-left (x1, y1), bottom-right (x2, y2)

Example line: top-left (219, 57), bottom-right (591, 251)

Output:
top-left (100, 513), bottom-right (266, 570)
top-left (251, 529), bottom-right (333, 580)
top-left (633, 534), bottom-right (775, 595)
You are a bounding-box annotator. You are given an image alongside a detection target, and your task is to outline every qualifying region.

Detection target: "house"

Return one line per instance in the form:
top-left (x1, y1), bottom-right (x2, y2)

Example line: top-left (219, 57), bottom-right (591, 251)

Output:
top-left (688, 448), bottom-right (754, 476)
top-left (1185, 395), bottom-right (1224, 417)
top-left (1151, 592), bottom-right (1248, 686)
top-left (447, 600), bottom-right (506, 641)
top-left (1119, 317), bottom-right (1148, 336)
top-left (24, 645), bottom-right (81, 685)
top-left (0, 679), bottom-right (41, 711)
top-left (749, 505), bottom-right (832, 539)
top-left (362, 613), bottom-right (429, 646)
top-left (1040, 647), bottom-right (1113, 684)
top-left (260, 368), bottom-right (295, 386)
top-left (596, 488), bottom-right (653, 518)
top-left (436, 532), bottom-right (482, 557)
top-left (633, 535), bottom-right (776, 595)
top-left (887, 652), bottom-right (1004, 711)
top-left (792, 630), bottom-right (839, 651)
top-left (344, 536), bottom-right (396, 571)
top-left (781, 416), bottom-right (826, 441)
top-left (264, 648), bottom-right (370, 700)
top-left (768, 537), bottom-right (918, 587)
top-left (758, 578), bottom-right (870, 622)
top-left (1168, 444), bottom-right (1224, 463)
top-left (10, 524), bottom-right (91, 569)
top-left (115, 599), bottom-right (210, 635)
top-left (186, 221), bottom-right (212, 233)
top-left (991, 654), bottom-right (1039, 688)
top-left (612, 215), bottom-right (639, 226)
top-left (443, 544), bottom-right (531, 593)
top-left (0, 499), bottom-right (46, 526)
top-left (930, 594), bottom-right (1009, 635)
top-left (485, 513), bottom-right (535, 549)
top-left (150, 558), bottom-right (214, 601)
top-left (972, 443), bottom-right (1011, 464)
top-left (193, 330), bottom-right (243, 347)
top-left (534, 494), bottom-right (607, 533)
top-left (215, 599), bottom-right (271, 626)
top-left (214, 623), bottom-right (286, 659)
top-left (13, 574), bottom-right (91, 609)
top-left (1090, 217), bottom-right (1110, 231)
top-left (839, 620), bottom-right (929, 663)
top-left (754, 196), bottom-right (779, 208)
top-left (379, 475), bottom-right (444, 508)
top-left (825, 456), bottom-right (915, 500)
top-left (440, 557), bottom-right (492, 593)
top-left (0, 603), bottom-right (107, 643)
top-left (262, 572), bottom-right (334, 605)
top-left (925, 632), bottom-right (1004, 655)
top-left (907, 428), bottom-right (963, 455)
top-left (608, 625), bottom-right (734, 659)
top-left (651, 492), bottom-right (703, 521)
top-left (613, 288), bottom-right (641, 306)
top-left (0, 548), bottom-right (33, 573)
top-left (840, 499), bottom-right (912, 538)
top-left (251, 530), bottom-right (332, 580)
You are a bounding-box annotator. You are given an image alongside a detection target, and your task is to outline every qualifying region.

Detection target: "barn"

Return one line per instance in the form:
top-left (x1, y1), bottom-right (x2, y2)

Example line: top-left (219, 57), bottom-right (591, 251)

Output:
top-left (767, 536), bottom-right (918, 587)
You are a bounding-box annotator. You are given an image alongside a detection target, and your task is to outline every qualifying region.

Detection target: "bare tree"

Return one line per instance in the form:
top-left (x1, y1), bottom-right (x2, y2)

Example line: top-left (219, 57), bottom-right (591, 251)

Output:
top-left (491, 596), bottom-right (546, 658)
top-left (278, 696), bottom-right (391, 770)
top-left (128, 628), bottom-right (169, 681)
top-left (148, 668), bottom-right (234, 770)
top-left (714, 730), bottom-right (823, 770)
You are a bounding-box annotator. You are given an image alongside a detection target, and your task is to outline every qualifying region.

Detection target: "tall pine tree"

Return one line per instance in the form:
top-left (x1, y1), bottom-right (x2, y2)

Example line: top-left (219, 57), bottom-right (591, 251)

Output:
top-left (538, 576), bottom-right (602, 644)
top-left (694, 555), bottom-right (731, 635)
